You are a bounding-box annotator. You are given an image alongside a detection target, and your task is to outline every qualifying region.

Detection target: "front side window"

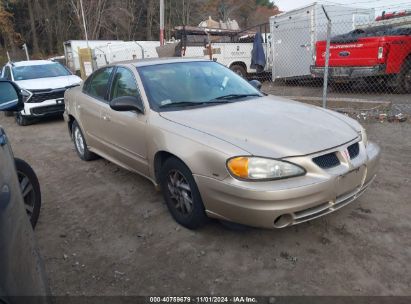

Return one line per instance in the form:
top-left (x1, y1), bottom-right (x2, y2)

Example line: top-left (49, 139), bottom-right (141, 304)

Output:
top-left (12, 63), bottom-right (71, 81)
top-left (86, 67), bottom-right (114, 101)
top-left (137, 61), bottom-right (262, 111)
top-left (110, 67), bottom-right (140, 100)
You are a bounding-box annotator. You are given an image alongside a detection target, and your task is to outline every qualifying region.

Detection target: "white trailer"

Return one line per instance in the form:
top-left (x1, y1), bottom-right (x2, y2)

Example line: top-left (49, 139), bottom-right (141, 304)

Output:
top-left (93, 41), bottom-right (160, 69)
top-left (64, 40), bottom-right (123, 73)
top-left (269, 2), bottom-right (374, 79)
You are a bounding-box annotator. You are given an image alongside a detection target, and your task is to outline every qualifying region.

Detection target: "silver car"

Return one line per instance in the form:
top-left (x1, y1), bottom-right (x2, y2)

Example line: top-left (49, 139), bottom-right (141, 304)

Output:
top-left (64, 58), bottom-right (381, 229)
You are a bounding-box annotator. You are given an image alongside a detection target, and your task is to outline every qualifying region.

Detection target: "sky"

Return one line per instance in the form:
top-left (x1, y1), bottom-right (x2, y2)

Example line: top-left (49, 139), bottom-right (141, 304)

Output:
top-left (274, 0), bottom-right (411, 16)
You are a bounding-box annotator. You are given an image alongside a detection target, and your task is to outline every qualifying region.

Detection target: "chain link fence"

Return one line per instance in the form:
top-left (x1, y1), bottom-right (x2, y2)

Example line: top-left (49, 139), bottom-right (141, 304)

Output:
top-left (264, 8), bottom-right (411, 117)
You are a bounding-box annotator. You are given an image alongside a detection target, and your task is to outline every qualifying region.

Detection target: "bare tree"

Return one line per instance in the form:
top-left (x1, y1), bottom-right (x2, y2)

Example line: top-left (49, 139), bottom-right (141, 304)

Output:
top-left (0, 0), bottom-right (280, 64)
top-left (27, 0), bottom-right (40, 54)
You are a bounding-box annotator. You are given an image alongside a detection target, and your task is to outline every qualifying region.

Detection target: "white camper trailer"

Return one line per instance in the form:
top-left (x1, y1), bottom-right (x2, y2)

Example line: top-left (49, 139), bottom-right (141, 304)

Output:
top-left (270, 2), bottom-right (374, 80)
top-left (93, 41), bottom-right (160, 69)
top-left (64, 40), bottom-right (123, 73)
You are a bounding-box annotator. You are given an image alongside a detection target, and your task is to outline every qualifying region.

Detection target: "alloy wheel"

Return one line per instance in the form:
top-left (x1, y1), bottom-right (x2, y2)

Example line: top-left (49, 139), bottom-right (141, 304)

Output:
top-left (74, 127), bottom-right (85, 156)
top-left (167, 170), bottom-right (193, 216)
top-left (17, 170), bottom-right (36, 219)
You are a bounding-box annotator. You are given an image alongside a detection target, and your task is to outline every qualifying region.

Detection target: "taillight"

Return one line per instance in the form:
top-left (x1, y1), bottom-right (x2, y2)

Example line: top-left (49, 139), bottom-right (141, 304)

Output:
top-left (378, 46), bottom-right (384, 59)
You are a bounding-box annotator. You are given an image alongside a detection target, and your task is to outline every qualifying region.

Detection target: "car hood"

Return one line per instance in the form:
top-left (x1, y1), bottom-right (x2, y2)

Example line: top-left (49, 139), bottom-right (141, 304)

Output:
top-left (15, 75), bottom-right (82, 91)
top-left (160, 96), bottom-right (359, 158)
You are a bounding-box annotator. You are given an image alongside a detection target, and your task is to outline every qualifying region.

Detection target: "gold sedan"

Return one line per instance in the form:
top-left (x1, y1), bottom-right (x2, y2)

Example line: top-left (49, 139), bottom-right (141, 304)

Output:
top-left (64, 58), bottom-right (380, 229)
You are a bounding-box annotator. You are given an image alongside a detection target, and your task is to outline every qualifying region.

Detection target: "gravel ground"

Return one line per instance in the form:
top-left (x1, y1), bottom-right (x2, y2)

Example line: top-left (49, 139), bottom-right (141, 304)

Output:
top-left (0, 113), bottom-right (410, 296)
top-left (261, 82), bottom-right (411, 115)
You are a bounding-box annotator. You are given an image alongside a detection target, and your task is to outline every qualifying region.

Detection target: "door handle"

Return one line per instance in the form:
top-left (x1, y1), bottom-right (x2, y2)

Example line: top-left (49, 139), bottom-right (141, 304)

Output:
top-left (102, 115), bottom-right (111, 121)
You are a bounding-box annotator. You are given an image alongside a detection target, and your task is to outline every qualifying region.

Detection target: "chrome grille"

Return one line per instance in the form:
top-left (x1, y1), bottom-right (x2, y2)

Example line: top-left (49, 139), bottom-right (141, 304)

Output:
top-left (28, 89), bottom-right (65, 103)
top-left (312, 152), bottom-right (340, 169)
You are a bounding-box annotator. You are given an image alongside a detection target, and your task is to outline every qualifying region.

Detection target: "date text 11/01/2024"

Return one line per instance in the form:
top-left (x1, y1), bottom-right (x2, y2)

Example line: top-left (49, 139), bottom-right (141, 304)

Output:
top-left (149, 297), bottom-right (258, 303)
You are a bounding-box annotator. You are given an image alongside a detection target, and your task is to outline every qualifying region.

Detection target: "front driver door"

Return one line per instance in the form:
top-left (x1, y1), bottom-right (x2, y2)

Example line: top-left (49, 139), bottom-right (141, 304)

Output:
top-left (100, 67), bottom-right (149, 177)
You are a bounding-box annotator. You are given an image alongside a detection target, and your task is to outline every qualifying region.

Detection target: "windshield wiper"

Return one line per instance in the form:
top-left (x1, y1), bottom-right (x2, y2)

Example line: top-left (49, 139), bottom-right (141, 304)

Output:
top-left (159, 100), bottom-right (232, 109)
top-left (212, 93), bottom-right (262, 101)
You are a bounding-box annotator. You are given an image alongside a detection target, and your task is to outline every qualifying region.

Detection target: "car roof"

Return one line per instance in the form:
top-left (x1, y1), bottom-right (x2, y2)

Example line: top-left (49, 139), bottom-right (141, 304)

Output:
top-left (115, 57), bottom-right (210, 68)
top-left (11, 60), bottom-right (55, 67)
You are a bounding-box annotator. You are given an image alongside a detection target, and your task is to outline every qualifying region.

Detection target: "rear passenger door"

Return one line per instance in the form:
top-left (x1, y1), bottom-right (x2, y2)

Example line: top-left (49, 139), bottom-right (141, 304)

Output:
top-left (100, 66), bottom-right (149, 177)
top-left (79, 67), bottom-right (114, 151)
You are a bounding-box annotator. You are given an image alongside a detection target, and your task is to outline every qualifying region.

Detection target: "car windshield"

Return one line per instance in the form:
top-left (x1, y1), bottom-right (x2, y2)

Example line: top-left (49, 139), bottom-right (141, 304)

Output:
top-left (137, 61), bottom-right (263, 110)
top-left (12, 63), bottom-right (71, 81)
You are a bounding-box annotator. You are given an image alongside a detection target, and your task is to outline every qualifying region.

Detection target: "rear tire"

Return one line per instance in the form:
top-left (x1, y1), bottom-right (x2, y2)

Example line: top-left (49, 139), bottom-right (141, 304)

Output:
top-left (160, 157), bottom-right (208, 229)
top-left (15, 158), bottom-right (41, 229)
top-left (396, 59), bottom-right (411, 94)
top-left (16, 113), bottom-right (32, 126)
top-left (230, 64), bottom-right (247, 78)
top-left (71, 120), bottom-right (98, 161)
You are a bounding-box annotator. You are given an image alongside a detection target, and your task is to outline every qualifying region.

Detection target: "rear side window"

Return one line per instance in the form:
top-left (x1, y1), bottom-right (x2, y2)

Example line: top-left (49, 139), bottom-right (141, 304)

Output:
top-left (110, 67), bottom-right (140, 100)
top-left (84, 67), bottom-right (114, 101)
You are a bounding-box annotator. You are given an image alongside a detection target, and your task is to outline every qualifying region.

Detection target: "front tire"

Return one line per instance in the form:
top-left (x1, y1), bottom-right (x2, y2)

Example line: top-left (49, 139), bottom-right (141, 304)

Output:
top-left (396, 59), bottom-right (411, 93)
top-left (15, 158), bottom-right (41, 229)
top-left (230, 64), bottom-right (247, 78)
top-left (16, 113), bottom-right (32, 126)
top-left (160, 157), bottom-right (208, 229)
top-left (71, 120), bottom-right (98, 161)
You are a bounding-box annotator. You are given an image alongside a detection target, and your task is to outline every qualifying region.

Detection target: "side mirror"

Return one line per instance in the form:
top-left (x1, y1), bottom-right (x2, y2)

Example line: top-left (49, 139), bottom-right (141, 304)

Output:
top-left (0, 80), bottom-right (23, 111)
top-left (249, 79), bottom-right (262, 90)
top-left (110, 95), bottom-right (144, 113)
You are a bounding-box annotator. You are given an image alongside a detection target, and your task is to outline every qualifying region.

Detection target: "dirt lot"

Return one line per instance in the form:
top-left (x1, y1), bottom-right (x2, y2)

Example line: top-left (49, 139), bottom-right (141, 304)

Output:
top-left (1, 113), bottom-right (411, 296)
top-left (262, 82), bottom-right (411, 115)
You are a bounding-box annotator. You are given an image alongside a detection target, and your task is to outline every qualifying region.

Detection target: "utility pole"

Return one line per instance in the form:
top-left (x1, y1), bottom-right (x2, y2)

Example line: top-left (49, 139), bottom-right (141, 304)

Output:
top-left (22, 44), bottom-right (30, 61)
top-left (79, 0), bottom-right (89, 47)
top-left (160, 0), bottom-right (165, 45)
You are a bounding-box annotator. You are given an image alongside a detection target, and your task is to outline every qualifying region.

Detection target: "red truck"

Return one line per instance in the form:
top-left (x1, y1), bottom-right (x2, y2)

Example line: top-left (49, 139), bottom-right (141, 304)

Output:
top-left (311, 25), bottom-right (411, 93)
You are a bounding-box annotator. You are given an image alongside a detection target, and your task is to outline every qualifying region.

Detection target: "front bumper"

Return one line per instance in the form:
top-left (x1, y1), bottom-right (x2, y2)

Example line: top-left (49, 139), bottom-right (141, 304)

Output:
top-left (21, 99), bottom-right (65, 117)
top-left (195, 141), bottom-right (380, 229)
top-left (310, 64), bottom-right (386, 79)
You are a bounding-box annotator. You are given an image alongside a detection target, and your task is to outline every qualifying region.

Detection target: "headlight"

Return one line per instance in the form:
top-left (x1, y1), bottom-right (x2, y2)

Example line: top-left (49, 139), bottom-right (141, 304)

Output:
top-left (20, 89), bottom-right (32, 103)
top-left (359, 128), bottom-right (368, 146)
top-left (227, 156), bottom-right (305, 181)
